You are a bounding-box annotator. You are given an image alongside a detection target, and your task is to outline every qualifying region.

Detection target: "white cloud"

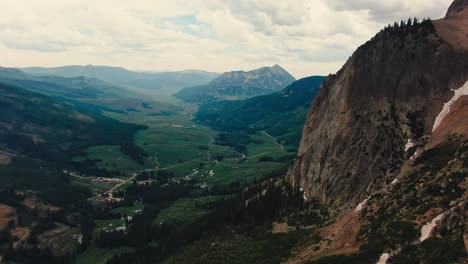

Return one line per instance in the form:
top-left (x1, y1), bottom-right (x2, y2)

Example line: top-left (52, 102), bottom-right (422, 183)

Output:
top-left (0, 0), bottom-right (452, 78)
top-left (327, 0), bottom-right (450, 21)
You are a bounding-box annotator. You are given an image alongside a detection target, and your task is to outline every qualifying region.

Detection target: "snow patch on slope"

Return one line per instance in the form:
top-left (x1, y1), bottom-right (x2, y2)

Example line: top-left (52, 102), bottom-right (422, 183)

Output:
top-left (376, 253), bottom-right (390, 264)
top-left (354, 196), bottom-right (370, 213)
top-left (404, 139), bottom-right (414, 152)
top-left (300, 188), bottom-right (307, 201)
top-left (432, 80), bottom-right (468, 132)
top-left (419, 213), bottom-right (445, 242)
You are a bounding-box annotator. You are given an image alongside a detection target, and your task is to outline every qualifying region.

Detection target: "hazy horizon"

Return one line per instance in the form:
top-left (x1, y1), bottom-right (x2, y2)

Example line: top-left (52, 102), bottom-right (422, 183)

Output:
top-left (1, 0), bottom-right (451, 78)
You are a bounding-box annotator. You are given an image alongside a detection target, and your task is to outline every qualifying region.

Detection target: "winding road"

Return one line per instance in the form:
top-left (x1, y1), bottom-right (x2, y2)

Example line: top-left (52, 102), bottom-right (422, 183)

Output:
top-left (74, 131), bottom-right (286, 201)
top-left (87, 173), bottom-right (139, 201)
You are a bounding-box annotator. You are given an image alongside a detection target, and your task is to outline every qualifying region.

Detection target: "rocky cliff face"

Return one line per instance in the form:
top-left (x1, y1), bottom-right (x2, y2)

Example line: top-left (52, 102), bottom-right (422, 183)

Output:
top-left (285, 3), bottom-right (468, 262)
top-left (447, 0), bottom-right (468, 16)
top-left (289, 3), bottom-right (468, 207)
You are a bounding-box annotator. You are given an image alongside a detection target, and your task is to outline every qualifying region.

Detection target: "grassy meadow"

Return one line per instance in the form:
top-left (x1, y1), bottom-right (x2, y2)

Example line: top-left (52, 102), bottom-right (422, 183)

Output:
top-left (75, 102), bottom-right (294, 187)
top-left (71, 96), bottom-right (297, 263)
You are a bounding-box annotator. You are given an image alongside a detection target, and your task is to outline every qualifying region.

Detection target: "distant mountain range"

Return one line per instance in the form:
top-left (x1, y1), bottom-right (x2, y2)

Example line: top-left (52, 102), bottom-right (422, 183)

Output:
top-left (175, 64), bottom-right (296, 103)
top-left (21, 65), bottom-right (219, 94)
top-left (196, 76), bottom-right (325, 147)
top-left (0, 67), bottom-right (123, 99)
top-left (0, 67), bottom-right (182, 115)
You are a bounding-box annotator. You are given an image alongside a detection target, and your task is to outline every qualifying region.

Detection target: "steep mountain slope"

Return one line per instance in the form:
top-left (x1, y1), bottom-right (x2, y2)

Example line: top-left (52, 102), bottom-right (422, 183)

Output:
top-left (196, 76), bottom-right (325, 147)
top-left (0, 82), bottom-right (145, 262)
top-left (0, 82), bottom-right (143, 164)
top-left (289, 15), bottom-right (468, 207)
top-left (447, 0), bottom-right (468, 16)
top-left (175, 65), bottom-right (296, 102)
top-left (286, 1), bottom-right (468, 263)
top-left (21, 65), bottom-right (219, 93)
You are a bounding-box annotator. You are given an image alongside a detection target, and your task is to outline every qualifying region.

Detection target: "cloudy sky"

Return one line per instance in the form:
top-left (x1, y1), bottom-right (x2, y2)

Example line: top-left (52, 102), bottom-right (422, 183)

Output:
top-left (0, 0), bottom-right (451, 78)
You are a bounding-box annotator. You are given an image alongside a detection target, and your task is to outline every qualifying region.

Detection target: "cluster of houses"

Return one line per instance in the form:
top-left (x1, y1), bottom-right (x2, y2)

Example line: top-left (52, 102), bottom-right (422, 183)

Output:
top-left (100, 209), bottom-right (143, 234)
top-left (72, 233), bottom-right (83, 245)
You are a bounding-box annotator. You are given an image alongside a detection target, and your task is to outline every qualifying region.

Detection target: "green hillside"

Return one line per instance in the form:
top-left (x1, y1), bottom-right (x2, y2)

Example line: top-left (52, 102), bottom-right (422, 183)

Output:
top-left (196, 76), bottom-right (325, 147)
top-left (0, 82), bottom-right (144, 170)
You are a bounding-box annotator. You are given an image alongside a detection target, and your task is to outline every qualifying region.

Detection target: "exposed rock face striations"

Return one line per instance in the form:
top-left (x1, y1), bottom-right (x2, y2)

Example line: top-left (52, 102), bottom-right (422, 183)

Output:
top-left (288, 4), bottom-right (468, 207)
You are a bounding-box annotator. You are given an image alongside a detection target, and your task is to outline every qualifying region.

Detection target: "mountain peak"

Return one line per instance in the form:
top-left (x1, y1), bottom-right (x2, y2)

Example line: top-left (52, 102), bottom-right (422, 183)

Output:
top-left (270, 64), bottom-right (290, 75)
top-left (271, 64), bottom-right (282, 70)
top-left (446, 0), bottom-right (468, 16)
top-left (175, 65), bottom-right (296, 102)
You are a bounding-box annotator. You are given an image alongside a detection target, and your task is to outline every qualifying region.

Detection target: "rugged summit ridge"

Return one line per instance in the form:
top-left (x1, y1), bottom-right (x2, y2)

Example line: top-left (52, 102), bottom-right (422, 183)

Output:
top-left (175, 65), bottom-right (295, 102)
top-left (288, 4), bottom-right (468, 207)
top-left (446, 0), bottom-right (468, 16)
